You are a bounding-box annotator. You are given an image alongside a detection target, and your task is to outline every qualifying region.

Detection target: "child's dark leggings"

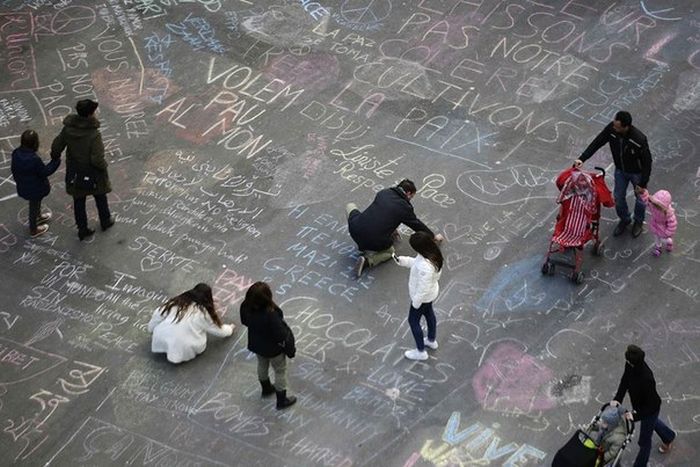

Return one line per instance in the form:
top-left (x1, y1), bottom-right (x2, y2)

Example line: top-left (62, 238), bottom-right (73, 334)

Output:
top-left (28, 199), bottom-right (41, 232)
top-left (408, 302), bottom-right (436, 352)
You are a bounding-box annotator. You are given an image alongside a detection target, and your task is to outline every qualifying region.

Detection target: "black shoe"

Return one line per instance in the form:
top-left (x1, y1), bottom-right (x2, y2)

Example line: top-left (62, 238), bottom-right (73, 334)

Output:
top-left (631, 221), bottom-right (643, 238)
top-left (354, 255), bottom-right (367, 279)
top-left (101, 216), bottom-right (115, 231)
top-left (275, 390), bottom-right (297, 410)
top-left (78, 228), bottom-right (95, 241)
top-left (260, 379), bottom-right (275, 398)
top-left (613, 219), bottom-right (630, 237)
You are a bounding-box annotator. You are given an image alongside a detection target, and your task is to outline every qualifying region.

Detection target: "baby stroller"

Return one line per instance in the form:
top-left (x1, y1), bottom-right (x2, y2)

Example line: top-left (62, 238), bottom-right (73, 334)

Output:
top-left (542, 167), bottom-right (614, 284)
top-left (552, 404), bottom-right (635, 467)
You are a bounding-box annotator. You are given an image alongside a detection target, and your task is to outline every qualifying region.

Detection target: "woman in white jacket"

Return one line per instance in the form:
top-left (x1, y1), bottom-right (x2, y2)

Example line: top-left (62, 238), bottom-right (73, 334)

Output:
top-left (148, 283), bottom-right (234, 364)
top-left (395, 231), bottom-right (443, 361)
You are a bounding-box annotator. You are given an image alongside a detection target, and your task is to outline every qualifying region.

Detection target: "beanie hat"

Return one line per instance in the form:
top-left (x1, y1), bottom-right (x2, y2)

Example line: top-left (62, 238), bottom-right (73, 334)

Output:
top-left (76, 99), bottom-right (99, 117)
top-left (625, 345), bottom-right (645, 366)
top-left (600, 406), bottom-right (621, 428)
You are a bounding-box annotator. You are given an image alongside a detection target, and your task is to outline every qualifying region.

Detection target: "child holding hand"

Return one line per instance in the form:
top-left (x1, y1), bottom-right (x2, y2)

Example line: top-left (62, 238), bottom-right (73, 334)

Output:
top-left (639, 188), bottom-right (677, 256)
top-left (394, 231), bottom-right (443, 361)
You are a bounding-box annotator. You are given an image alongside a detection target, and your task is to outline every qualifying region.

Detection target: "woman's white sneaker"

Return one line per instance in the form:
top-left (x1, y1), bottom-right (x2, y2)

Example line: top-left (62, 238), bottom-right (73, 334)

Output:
top-left (404, 349), bottom-right (428, 361)
top-left (425, 339), bottom-right (438, 350)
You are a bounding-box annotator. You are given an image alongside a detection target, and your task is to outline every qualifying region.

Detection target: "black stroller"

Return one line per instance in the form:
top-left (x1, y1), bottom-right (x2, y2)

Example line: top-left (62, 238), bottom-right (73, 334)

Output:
top-left (552, 404), bottom-right (635, 467)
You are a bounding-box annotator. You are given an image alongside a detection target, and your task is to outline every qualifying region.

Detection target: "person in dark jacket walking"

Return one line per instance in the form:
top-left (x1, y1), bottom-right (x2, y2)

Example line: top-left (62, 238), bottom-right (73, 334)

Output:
top-left (610, 345), bottom-right (676, 466)
top-left (574, 111), bottom-right (652, 238)
top-left (51, 99), bottom-right (114, 240)
top-left (347, 179), bottom-right (444, 278)
top-left (11, 130), bottom-right (60, 238)
top-left (240, 282), bottom-right (297, 410)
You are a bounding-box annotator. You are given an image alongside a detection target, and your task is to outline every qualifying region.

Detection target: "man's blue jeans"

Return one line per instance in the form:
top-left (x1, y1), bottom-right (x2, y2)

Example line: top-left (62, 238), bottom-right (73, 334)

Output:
top-left (633, 411), bottom-right (676, 467)
top-left (614, 169), bottom-right (646, 223)
top-left (408, 302), bottom-right (436, 351)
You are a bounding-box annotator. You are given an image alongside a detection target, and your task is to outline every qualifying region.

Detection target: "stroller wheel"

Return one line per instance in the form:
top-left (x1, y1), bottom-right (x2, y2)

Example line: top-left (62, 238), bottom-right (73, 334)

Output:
top-left (592, 242), bottom-right (604, 256)
top-left (541, 261), bottom-right (555, 275)
top-left (572, 271), bottom-right (584, 284)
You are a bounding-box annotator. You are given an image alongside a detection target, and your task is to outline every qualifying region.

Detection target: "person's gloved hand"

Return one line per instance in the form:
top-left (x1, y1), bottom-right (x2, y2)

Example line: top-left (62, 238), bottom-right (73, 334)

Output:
top-left (573, 159), bottom-right (583, 168)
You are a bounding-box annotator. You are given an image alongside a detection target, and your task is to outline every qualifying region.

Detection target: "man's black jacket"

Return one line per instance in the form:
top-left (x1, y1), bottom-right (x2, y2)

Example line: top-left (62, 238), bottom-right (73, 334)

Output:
top-left (349, 187), bottom-right (433, 251)
top-left (580, 122), bottom-right (652, 187)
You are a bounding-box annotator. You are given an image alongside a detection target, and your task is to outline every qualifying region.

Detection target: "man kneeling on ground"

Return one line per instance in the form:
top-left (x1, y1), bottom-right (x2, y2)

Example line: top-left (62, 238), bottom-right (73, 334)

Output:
top-left (346, 179), bottom-right (444, 278)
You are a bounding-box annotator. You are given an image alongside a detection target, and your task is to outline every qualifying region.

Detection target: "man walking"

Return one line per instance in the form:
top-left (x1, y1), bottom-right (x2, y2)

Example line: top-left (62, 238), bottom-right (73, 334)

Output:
top-left (346, 179), bottom-right (443, 278)
top-left (574, 111), bottom-right (652, 238)
top-left (51, 99), bottom-right (114, 240)
top-left (610, 345), bottom-right (676, 466)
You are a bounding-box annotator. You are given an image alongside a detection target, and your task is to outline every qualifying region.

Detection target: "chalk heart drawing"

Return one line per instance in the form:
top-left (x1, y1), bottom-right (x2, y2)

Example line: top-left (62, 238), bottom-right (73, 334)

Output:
top-left (442, 222), bottom-right (471, 243)
top-left (340, 0), bottom-right (392, 24)
top-left (456, 164), bottom-right (559, 206)
top-left (472, 343), bottom-right (557, 413)
top-left (444, 251), bottom-right (471, 271)
top-left (140, 257), bottom-right (163, 272)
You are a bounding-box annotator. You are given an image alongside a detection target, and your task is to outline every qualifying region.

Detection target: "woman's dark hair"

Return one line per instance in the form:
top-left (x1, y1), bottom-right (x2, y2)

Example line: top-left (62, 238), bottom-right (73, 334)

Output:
top-left (242, 281), bottom-right (275, 311)
top-left (409, 231), bottom-right (443, 271)
top-left (20, 129), bottom-right (39, 151)
top-left (160, 283), bottom-right (221, 327)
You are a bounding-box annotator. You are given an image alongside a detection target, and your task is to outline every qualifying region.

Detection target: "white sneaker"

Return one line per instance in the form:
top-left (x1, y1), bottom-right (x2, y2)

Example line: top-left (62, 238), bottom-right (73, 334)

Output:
top-left (404, 349), bottom-right (428, 361)
top-left (37, 212), bottom-right (52, 224)
top-left (424, 339), bottom-right (438, 350)
top-left (30, 224), bottom-right (48, 238)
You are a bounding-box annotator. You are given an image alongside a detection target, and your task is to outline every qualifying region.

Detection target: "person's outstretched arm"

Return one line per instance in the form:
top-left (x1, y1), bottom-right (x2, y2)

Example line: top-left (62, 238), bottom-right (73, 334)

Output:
top-left (576, 125), bottom-right (610, 166)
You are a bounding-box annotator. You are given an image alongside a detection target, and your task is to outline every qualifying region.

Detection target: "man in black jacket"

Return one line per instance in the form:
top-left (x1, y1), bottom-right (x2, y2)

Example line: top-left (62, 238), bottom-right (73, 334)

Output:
top-left (347, 179), bottom-right (443, 278)
top-left (574, 111), bottom-right (652, 238)
top-left (610, 345), bottom-right (676, 466)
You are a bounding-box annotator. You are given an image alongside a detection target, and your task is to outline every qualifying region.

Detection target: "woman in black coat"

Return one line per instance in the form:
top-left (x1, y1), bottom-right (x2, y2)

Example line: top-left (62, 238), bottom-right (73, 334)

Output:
top-left (11, 130), bottom-right (60, 237)
top-left (240, 282), bottom-right (297, 410)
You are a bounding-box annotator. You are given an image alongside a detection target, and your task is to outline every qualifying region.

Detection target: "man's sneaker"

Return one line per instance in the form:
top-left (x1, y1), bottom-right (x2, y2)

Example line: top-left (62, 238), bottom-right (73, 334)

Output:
top-left (666, 240), bottom-right (673, 252)
top-left (30, 225), bottom-right (48, 238)
top-left (424, 339), bottom-right (439, 350)
top-left (404, 349), bottom-right (428, 361)
top-left (37, 212), bottom-right (52, 224)
top-left (631, 221), bottom-right (643, 238)
top-left (613, 219), bottom-right (630, 236)
top-left (355, 255), bottom-right (367, 278)
top-left (659, 441), bottom-right (673, 454)
top-left (652, 246), bottom-right (662, 257)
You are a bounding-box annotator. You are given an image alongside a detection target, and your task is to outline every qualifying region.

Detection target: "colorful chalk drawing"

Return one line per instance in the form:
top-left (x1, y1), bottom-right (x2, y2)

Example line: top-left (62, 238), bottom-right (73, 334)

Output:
top-left (404, 411), bottom-right (547, 466)
top-left (472, 343), bottom-right (557, 414)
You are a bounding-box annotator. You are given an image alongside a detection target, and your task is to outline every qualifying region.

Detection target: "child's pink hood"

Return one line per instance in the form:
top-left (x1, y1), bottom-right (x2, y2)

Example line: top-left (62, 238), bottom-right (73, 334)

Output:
top-left (651, 190), bottom-right (672, 209)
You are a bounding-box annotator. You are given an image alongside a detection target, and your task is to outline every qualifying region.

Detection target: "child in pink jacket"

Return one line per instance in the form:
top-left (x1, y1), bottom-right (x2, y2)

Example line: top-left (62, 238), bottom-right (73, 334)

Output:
top-left (640, 189), bottom-right (677, 256)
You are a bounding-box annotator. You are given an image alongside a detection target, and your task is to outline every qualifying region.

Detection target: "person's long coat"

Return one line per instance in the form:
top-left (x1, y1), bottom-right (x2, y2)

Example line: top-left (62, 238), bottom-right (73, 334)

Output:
top-left (51, 114), bottom-right (112, 197)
